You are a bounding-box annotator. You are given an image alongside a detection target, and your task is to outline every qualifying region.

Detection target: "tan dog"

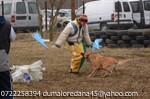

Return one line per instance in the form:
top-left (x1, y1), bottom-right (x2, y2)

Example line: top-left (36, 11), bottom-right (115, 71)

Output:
top-left (85, 51), bottom-right (129, 77)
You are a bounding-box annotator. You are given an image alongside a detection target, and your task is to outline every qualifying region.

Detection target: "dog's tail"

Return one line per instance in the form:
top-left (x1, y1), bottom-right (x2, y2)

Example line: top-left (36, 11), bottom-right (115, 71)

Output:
top-left (118, 59), bottom-right (130, 65)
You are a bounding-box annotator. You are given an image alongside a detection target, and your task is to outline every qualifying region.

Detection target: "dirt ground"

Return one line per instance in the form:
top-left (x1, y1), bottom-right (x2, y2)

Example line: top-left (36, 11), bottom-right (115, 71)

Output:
top-left (9, 33), bottom-right (150, 99)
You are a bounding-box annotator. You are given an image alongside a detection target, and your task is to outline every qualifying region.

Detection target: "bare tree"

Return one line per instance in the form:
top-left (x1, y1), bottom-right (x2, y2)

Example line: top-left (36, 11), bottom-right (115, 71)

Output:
top-left (71, 0), bottom-right (76, 20)
top-left (48, 0), bottom-right (65, 41)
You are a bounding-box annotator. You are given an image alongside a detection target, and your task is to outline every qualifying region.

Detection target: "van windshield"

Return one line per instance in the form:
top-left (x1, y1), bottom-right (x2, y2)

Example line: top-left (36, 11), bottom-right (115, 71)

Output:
top-left (16, 2), bottom-right (26, 14)
top-left (0, 3), bottom-right (12, 15)
top-left (28, 2), bottom-right (38, 14)
top-left (144, 1), bottom-right (150, 11)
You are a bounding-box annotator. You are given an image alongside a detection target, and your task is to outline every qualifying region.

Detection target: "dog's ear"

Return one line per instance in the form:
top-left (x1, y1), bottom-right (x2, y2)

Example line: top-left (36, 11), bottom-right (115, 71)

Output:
top-left (85, 51), bottom-right (92, 58)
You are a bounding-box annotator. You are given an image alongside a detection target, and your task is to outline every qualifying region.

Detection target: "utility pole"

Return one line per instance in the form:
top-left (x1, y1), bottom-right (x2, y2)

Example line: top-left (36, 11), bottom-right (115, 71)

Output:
top-left (71, 0), bottom-right (76, 20)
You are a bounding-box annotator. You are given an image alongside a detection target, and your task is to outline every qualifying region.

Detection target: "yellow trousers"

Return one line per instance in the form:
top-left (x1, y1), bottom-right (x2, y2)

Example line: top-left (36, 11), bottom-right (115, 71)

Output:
top-left (69, 43), bottom-right (84, 72)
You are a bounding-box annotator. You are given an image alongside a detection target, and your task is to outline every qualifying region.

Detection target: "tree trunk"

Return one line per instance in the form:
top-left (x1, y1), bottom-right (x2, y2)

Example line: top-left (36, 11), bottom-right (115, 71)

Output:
top-left (48, 0), bottom-right (65, 41)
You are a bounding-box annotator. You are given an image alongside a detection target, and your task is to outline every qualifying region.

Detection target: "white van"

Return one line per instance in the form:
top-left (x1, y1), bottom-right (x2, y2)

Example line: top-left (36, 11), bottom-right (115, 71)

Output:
top-left (129, 0), bottom-right (150, 28)
top-left (0, 0), bottom-right (40, 31)
top-left (76, 0), bottom-right (133, 31)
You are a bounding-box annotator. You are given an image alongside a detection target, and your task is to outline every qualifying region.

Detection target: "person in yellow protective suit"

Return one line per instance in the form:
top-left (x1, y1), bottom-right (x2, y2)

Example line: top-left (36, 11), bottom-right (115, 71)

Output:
top-left (54, 14), bottom-right (93, 74)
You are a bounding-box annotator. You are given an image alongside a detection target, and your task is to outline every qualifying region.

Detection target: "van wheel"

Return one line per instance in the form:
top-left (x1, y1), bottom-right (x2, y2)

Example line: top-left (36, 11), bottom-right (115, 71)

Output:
top-left (100, 23), bottom-right (108, 31)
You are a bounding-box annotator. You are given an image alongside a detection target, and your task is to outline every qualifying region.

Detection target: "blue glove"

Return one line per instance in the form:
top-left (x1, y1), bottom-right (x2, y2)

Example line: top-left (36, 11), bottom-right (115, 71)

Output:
top-left (92, 38), bottom-right (103, 51)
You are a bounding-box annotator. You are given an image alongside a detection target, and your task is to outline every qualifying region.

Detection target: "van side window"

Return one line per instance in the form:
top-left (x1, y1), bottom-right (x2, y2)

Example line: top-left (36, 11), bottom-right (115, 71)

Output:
top-left (115, 2), bottom-right (122, 12)
top-left (130, 2), bottom-right (140, 13)
top-left (28, 2), bottom-right (38, 14)
top-left (16, 2), bottom-right (26, 14)
top-left (123, 2), bottom-right (130, 12)
top-left (0, 3), bottom-right (12, 15)
top-left (144, 1), bottom-right (150, 11)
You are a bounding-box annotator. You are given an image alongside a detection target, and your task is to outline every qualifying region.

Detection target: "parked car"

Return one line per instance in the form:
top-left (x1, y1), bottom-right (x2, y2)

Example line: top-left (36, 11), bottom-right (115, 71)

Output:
top-left (0, 0), bottom-right (40, 32)
top-left (41, 9), bottom-right (71, 31)
top-left (129, 0), bottom-right (150, 28)
top-left (57, 9), bottom-right (71, 28)
top-left (76, 0), bottom-right (134, 31)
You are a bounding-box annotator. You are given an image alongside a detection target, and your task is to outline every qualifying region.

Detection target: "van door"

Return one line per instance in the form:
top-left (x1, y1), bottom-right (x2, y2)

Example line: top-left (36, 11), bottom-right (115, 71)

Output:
top-left (15, 1), bottom-right (28, 28)
top-left (27, 1), bottom-right (39, 30)
top-left (115, 1), bottom-right (123, 21)
top-left (122, 2), bottom-right (132, 21)
top-left (115, 1), bottom-right (132, 21)
top-left (143, 0), bottom-right (150, 25)
top-left (130, 1), bottom-right (141, 24)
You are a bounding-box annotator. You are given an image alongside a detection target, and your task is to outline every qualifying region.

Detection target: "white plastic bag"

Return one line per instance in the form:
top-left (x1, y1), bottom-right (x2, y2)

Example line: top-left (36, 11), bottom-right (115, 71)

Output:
top-left (11, 60), bottom-right (45, 83)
